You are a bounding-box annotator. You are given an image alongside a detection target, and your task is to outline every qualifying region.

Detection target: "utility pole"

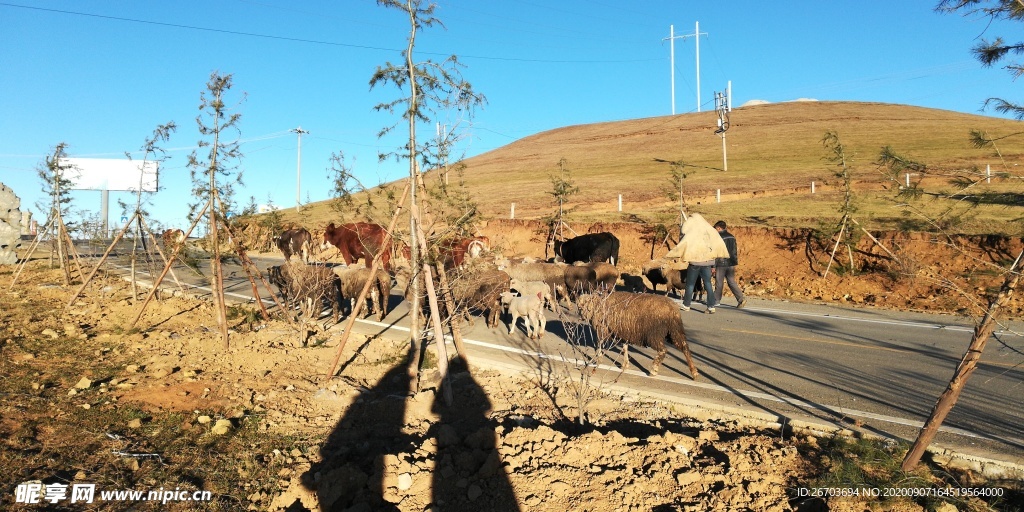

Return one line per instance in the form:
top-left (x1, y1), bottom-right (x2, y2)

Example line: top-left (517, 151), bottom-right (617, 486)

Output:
top-left (714, 83), bottom-right (731, 171)
top-left (291, 126), bottom-right (308, 212)
top-left (436, 122), bottom-right (449, 186)
top-left (663, 22), bottom-right (707, 114)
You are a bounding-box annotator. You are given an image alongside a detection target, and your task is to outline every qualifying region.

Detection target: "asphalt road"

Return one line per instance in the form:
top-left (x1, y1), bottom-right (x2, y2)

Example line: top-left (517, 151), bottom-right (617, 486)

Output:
top-left (89, 242), bottom-right (1024, 465)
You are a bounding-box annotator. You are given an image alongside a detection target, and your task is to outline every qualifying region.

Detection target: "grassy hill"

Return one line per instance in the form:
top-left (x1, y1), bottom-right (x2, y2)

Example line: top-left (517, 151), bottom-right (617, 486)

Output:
top-left (278, 101), bottom-right (1024, 235)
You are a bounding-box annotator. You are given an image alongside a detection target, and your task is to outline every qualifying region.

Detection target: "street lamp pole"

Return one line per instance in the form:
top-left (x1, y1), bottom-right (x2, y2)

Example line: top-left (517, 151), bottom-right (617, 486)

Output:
top-left (292, 126), bottom-right (309, 211)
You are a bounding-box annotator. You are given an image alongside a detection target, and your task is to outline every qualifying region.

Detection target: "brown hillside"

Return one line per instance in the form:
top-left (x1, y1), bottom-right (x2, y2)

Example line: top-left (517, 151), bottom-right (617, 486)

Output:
top-left (281, 101), bottom-right (1024, 232)
top-left (260, 101), bottom-right (1024, 318)
top-left (454, 101), bottom-right (1024, 221)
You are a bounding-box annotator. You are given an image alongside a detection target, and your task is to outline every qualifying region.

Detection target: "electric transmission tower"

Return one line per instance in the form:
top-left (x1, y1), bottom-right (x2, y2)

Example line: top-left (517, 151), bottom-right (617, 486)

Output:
top-left (663, 22), bottom-right (707, 114)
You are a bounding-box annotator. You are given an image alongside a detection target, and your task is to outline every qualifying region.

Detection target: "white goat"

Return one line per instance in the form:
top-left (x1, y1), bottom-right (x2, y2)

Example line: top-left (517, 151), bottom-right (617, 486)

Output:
top-left (499, 291), bottom-right (545, 339)
top-left (509, 278), bottom-right (556, 311)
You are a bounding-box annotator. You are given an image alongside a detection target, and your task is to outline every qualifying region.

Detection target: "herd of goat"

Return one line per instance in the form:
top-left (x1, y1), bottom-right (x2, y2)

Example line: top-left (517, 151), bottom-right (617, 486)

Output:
top-left (261, 226), bottom-right (699, 378)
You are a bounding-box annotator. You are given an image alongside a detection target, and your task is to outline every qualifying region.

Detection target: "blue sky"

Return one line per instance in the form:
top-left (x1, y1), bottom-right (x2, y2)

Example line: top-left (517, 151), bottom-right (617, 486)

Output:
top-left (1, 1), bottom-right (1019, 231)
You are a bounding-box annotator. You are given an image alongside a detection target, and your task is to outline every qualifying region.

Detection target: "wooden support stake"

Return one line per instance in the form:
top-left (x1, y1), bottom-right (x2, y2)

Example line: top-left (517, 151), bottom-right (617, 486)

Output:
top-left (324, 181), bottom-right (411, 382)
top-left (130, 200), bottom-right (210, 329)
top-left (67, 211), bottom-right (139, 308)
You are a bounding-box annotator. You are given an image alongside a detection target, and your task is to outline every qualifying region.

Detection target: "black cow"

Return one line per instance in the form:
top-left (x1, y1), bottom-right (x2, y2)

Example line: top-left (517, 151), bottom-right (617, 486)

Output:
top-left (553, 232), bottom-right (620, 266)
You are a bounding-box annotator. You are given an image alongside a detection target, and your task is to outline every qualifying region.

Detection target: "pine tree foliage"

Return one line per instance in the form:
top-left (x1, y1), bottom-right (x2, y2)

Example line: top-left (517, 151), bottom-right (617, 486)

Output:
top-left (186, 72), bottom-right (244, 226)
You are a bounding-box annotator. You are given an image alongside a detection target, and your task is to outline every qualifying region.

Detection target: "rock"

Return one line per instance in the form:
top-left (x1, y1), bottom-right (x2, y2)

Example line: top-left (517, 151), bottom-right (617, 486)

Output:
top-left (436, 424), bottom-right (460, 448)
top-left (397, 473), bottom-right (413, 491)
top-left (549, 481), bottom-right (572, 495)
top-left (464, 428), bottom-right (495, 450)
top-left (467, 484), bottom-right (483, 501)
top-left (698, 430), bottom-right (719, 442)
top-left (313, 388), bottom-right (339, 401)
top-left (0, 183), bottom-right (24, 265)
top-left (127, 418), bottom-right (143, 429)
top-left (317, 465), bottom-right (368, 510)
top-left (42, 328), bottom-right (59, 339)
top-left (676, 471), bottom-right (701, 486)
top-left (211, 419), bottom-right (233, 435)
top-left (76, 378), bottom-right (95, 390)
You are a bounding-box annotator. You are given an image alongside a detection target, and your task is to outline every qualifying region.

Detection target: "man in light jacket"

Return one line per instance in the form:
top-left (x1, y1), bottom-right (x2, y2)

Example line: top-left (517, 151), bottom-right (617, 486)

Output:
top-left (664, 213), bottom-right (730, 313)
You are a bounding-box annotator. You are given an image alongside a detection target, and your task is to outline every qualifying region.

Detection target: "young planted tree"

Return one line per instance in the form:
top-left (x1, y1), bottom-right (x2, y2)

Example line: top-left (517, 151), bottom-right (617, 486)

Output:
top-left (187, 71), bottom-right (245, 348)
top-left (326, 0), bottom-right (485, 395)
top-left (36, 143), bottom-right (77, 284)
top-left (892, 0), bottom-right (1024, 470)
top-left (819, 131), bottom-right (864, 278)
top-left (123, 122), bottom-right (176, 297)
top-left (542, 157), bottom-right (580, 258)
top-left (666, 159), bottom-right (693, 238)
top-left (554, 292), bottom-right (629, 426)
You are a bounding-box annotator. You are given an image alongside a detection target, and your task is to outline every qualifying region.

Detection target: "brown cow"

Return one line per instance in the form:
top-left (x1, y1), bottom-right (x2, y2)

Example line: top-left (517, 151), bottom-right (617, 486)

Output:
top-left (438, 236), bottom-right (490, 269)
top-left (321, 222), bottom-right (392, 271)
top-left (274, 228), bottom-right (312, 263)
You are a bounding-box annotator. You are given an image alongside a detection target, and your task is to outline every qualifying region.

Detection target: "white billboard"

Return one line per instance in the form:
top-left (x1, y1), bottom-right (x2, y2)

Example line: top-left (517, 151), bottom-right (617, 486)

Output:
top-left (57, 158), bottom-right (159, 192)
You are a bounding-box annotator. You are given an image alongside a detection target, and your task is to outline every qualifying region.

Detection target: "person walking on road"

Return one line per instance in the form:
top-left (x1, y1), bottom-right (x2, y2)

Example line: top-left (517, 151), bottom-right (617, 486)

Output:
top-left (713, 220), bottom-right (747, 309)
top-left (664, 213), bottom-right (729, 314)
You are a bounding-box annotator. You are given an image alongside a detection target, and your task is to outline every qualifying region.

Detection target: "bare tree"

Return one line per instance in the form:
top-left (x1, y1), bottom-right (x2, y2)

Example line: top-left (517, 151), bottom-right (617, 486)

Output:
top-left (554, 292), bottom-right (625, 426)
top-left (666, 159), bottom-right (692, 238)
top-left (124, 122), bottom-right (176, 298)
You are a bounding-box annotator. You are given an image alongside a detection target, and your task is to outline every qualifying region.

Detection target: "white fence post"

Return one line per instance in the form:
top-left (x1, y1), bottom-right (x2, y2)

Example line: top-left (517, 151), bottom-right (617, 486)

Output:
top-left (811, 181), bottom-right (815, 194)
top-left (618, 194), bottom-right (622, 212)
top-left (987, 164), bottom-right (991, 184)
top-left (510, 203), bottom-right (515, 219)
top-left (716, 189), bottom-right (721, 203)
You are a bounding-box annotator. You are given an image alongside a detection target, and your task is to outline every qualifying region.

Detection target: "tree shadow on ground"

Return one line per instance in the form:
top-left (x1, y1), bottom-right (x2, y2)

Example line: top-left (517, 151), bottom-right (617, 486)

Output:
top-left (301, 346), bottom-right (415, 511)
top-left (430, 356), bottom-right (521, 511)
top-left (297, 351), bottom-right (521, 511)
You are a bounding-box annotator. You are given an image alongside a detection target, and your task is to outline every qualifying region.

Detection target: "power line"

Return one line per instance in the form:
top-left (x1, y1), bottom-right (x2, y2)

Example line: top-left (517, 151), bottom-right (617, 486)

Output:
top-left (0, 2), bottom-right (659, 64)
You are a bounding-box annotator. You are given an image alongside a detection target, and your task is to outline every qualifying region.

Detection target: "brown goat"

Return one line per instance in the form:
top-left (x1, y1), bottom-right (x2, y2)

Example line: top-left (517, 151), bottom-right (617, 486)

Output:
top-left (576, 292), bottom-right (698, 379)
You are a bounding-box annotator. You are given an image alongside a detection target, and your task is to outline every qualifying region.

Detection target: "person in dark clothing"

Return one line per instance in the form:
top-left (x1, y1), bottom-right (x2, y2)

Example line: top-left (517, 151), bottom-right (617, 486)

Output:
top-left (713, 221), bottom-right (747, 308)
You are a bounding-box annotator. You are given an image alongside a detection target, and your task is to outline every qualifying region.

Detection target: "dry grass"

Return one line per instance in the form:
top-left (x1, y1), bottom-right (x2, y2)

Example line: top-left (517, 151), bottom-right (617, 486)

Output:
top-left (272, 101), bottom-right (1024, 235)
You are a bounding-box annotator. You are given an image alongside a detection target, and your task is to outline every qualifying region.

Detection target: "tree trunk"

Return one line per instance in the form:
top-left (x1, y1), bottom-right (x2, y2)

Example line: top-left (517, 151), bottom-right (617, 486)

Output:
top-left (901, 249), bottom-right (1024, 470)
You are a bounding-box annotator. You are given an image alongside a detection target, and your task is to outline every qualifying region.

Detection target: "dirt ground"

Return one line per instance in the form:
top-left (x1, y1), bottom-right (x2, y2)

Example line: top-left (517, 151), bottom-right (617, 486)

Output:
top-left (2, 224), bottom-right (1021, 511)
